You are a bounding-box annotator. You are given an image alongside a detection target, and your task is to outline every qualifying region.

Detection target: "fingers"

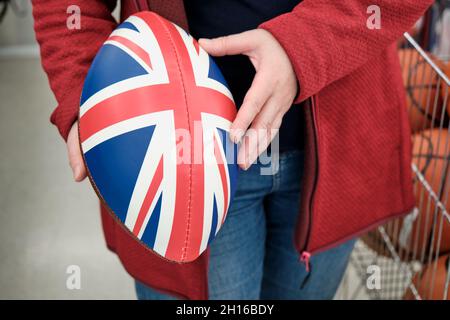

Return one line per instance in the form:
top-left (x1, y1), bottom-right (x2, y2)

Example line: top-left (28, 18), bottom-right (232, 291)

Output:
top-left (237, 119), bottom-right (281, 170)
top-left (230, 70), bottom-right (273, 143)
top-left (199, 29), bottom-right (297, 170)
top-left (67, 122), bottom-right (87, 182)
top-left (198, 31), bottom-right (257, 57)
top-left (237, 97), bottom-right (283, 170)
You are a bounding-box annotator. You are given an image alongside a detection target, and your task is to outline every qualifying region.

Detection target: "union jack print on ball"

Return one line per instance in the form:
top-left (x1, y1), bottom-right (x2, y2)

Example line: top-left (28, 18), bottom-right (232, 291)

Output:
top-left (79, 12), bottom-right (238, 262)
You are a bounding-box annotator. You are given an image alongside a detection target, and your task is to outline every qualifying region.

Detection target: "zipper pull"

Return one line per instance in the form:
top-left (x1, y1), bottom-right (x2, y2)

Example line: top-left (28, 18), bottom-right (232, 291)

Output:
top-left (300, 251), bottom-right (311, 272)
top-left (299, 251), bottom-right (312, 289)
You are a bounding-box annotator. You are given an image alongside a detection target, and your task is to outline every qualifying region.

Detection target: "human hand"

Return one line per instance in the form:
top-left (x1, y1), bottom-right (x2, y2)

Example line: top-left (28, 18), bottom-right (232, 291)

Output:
top-left (67, 121), bottom-right (87, 182)
top-left (199, 29), bottom-right (297, 170)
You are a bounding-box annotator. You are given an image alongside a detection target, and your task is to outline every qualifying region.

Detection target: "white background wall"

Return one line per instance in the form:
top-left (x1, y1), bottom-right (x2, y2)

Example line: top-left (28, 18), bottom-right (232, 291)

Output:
top-left (0, 0), bottom-right (135, 299)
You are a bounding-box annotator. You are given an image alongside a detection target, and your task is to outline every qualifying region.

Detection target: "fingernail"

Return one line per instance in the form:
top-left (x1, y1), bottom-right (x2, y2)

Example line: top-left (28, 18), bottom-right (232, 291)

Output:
top-left (240, 155), bottom-right (252, 171)
top-left (231, 134), bottom-right (240, 144)
top-left (230, 129), bottom-right (243, 144)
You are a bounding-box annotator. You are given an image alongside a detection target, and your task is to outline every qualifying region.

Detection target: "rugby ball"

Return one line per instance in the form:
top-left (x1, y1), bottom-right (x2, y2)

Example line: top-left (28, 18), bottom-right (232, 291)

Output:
top-left (78, 12), bottom-right (238, 263)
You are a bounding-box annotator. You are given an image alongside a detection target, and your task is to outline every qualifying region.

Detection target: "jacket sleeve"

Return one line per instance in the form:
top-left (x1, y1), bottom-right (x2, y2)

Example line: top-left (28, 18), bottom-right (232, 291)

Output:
top-left (259, 0), bottom-right (434, 103)
top-left (32, 0), bottom-right (117, 140)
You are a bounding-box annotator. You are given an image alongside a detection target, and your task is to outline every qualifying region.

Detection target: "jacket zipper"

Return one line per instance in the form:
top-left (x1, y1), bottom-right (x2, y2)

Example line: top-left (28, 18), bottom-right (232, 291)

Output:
top-left (297, 95), bottom-right (320, 285)
top-left (305, 95), bottom-right (319, 248)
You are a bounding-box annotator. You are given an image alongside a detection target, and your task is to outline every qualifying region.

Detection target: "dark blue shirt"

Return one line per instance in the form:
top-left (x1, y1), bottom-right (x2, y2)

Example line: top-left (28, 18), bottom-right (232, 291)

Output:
top-left (184, 0), bottom-right (304, 152)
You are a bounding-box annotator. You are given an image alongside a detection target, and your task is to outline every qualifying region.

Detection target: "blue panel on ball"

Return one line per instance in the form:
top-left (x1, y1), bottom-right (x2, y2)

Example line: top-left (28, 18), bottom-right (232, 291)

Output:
top-left (208, 56), bottom-right (229, 88)
top-left (84, 125), bottom-right (155, 223)
top-left (80, 44), bottom-right (147, 105)
top-left (208, 195), bottom-right (219, 245)
top-left (141, 193), bottom-right (163, 249)
top-left (116, 21), bottom-right (139, 32)
top-left (217, 128), bottom-right (239, 205)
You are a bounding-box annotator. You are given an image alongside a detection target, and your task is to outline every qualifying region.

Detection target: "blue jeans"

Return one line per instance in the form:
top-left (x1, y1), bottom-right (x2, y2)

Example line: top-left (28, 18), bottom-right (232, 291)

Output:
top-left (135, 150), bottom-right (355, 300)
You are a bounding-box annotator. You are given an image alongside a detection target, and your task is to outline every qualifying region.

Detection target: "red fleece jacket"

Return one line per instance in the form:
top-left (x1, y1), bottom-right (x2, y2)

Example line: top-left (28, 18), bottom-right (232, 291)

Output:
top-left (32, 0), bottom-right (433, 299)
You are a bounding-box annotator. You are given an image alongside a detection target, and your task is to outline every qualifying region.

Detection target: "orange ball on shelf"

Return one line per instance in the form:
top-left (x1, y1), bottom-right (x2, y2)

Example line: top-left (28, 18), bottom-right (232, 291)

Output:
top-left (398, 49), bottom-right (446, 132)
top-left (394, 129), bottom-right (450, 258)
top-left (404, 254), bottom-right (450, 300)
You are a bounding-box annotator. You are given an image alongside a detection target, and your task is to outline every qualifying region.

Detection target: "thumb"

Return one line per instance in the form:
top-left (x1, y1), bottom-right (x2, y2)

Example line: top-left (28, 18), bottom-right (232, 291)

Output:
top-left (199, 31), bottom-right (256, 57)
top-left (67, 122), bottom-right (87, 182)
